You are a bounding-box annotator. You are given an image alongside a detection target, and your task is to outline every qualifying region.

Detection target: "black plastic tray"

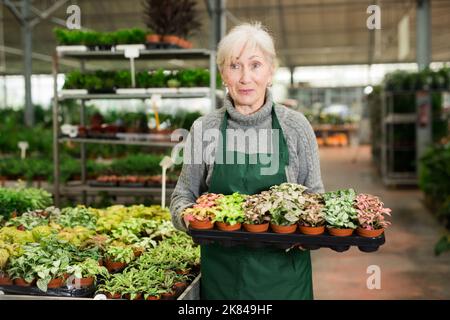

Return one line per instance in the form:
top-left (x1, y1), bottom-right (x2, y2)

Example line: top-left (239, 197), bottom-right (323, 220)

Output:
top-left (189, 228), bottom-right (385, 253)
top-left (0, 285), bottom-right (95, 297)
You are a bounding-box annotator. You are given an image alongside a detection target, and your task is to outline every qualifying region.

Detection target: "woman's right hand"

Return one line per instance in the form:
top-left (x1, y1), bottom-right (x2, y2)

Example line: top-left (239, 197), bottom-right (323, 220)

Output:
top-left (183, 212), bottom-right (194, 229)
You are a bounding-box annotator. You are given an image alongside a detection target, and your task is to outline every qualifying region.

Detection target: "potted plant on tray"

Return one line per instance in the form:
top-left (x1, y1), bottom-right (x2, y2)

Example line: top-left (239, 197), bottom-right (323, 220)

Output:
top-left (213, 193), bottom-right (246, 231)
top-left (242, 191), bottom-right (272, 232)
top-left (268, 183), bottom-right (308, 234)
top-left (323, 189), bottom-right (358, 236)
top-left (355, 193), bottom-right (392, 237)
top-left (66, 258), bottom-right (109, 288)
top-left (182, 193), bottom-right (222, 230)
top-left (104, 246), bottom-right (135, 273)
top-left (298, 193), bottom-right (326, 235)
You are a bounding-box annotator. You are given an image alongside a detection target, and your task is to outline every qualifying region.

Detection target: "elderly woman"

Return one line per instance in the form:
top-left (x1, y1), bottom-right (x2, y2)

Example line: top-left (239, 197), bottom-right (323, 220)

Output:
top-left (170, 22), bottom-right (324, 300)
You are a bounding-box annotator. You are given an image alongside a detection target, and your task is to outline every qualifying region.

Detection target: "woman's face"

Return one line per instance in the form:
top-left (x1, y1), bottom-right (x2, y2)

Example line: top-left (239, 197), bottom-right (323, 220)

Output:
top-left (221, 46), bottom-right (273, 109)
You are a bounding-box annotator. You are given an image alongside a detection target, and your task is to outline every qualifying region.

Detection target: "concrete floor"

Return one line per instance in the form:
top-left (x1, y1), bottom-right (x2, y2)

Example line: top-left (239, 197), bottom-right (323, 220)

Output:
top-left (312, 145), bottom-right (450, 299)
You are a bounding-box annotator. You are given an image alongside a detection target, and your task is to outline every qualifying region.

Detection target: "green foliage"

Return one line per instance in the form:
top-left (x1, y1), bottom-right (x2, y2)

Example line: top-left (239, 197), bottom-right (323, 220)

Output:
top-left (323, 189), bottom-right (358, 229)
top-left (419, 143), bottom-right (450, 226)
top-left (56, 206), bottom-right (98, 230)
top-left (105, 246), bottom-right (135, 264)
top-left (213, 192), bottom-right (246, 225)
top-left (53, 28), bottom-right (147, 46)
top-left (434, 234), bottom-right (450, 256)
top-left (0, 186), bottom-right (53, 219)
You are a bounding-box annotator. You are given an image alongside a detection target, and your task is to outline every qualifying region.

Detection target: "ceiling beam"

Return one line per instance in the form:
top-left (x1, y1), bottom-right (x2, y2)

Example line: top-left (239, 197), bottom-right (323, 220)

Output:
top-left (1, 0), bottom-right (24, 24)
top-left (29, 0), bottom-right (68, 28)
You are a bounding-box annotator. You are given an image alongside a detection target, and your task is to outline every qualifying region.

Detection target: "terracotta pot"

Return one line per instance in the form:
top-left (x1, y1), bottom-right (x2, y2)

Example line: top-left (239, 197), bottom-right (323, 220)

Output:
top-left (105, 260), bottom-right (127, 273)
top-left (176, 268), bottom-right (191, 275)
top-left (146, 34), bottom-right (161, 43)
top-left (190, 218), bottom-right (214, 230)
top-left (146, 295), bottom-right (161, 300)
top-left (124, 293), bottom-right (142, 300)
top-left (270, 223), bottom-right (297, 234)
top-left (327, 227), bottom-right (354, 237)
top-left (78, 277), bottom-right (94, 287)
top-left (47, 277), bottom-right (65, 289)
top-left (177, 38), bottom-right (193, 49)
top-left (356, 227), bottom-right (384, 238)
top-left (0, 275), bottom-right (13, 286)
top-left (243, 223), bottom-right (269, 233)
top-left (106, 292), bottom-right (121, 299)
top-left (299, 225), bottom-right (325, 235)
top-left (161, 291), bottom-right (176, 300)
top-left (14, 278), bottom-right (35, 287)
top-left (172, 281), bottom-right (187, 292)
top-left (216, 222), bottom-right (241, 231)
top-left (162, 35), bottom-right (181, 46)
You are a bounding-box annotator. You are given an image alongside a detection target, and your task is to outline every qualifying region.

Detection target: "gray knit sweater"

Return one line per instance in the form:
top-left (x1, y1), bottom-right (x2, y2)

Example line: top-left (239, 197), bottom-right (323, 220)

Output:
top-left (169, 90), bottom-right (324, 231)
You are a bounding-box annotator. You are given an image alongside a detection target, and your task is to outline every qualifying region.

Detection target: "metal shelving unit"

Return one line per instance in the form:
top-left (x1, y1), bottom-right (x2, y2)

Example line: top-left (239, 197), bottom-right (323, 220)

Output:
top-left (381, 91), bottom-right (418, 185)
top-left (52, 46), bottom-right (219, 206)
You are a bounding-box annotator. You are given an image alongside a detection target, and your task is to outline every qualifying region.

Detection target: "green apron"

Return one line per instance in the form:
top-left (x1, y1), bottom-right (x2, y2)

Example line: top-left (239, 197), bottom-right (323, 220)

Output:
top-left (201, 105), bottom-right (313, 300)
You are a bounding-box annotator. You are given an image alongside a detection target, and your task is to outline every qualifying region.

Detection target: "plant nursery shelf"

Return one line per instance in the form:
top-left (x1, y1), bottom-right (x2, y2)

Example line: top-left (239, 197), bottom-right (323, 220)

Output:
top-left (189, 228), bottom-right (386, 253)
top-left (59, 137), bottom-right (177, 148)
top-left (60, 184), bottom-right (174, 195)
top-left (57, 91), bottom-right (218, 101)
top-left (57, 48), bottom-right (213, 60)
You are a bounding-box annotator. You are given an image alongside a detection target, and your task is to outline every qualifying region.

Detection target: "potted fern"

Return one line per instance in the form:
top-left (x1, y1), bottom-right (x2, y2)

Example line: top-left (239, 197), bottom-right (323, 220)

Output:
top-left (323, 189), bottom-right (358, 236)
top-left (355, 193), bottom-right (392, 237)
top-left (298, 193), bottom-right (326, 235)
top-left (242, 191), bottom-right (271, 232)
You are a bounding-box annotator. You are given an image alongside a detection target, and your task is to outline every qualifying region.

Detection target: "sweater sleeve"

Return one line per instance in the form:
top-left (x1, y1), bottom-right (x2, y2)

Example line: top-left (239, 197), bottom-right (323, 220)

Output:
top-left (169, 119), bottom-right (208, 232)
top-left (298, 117), bottom-right (325, 194)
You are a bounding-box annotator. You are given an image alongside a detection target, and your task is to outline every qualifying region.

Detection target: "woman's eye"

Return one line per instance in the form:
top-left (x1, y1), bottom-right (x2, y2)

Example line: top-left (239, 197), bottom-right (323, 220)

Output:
top-left (252, 63), bottom-right (261, 69)
top-left (230, 63), bottom-right (240, 69)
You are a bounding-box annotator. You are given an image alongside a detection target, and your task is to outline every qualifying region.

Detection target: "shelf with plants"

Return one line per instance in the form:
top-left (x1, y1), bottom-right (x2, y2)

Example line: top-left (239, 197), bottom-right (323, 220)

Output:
top-left (53, 50), bottom-right (216, 206)
top-left (0, 202), bottom-right (200, 299)
top-left (184, 183), bottom-right (391, 252)
top-left (380, 67), bottom-right (450, 186)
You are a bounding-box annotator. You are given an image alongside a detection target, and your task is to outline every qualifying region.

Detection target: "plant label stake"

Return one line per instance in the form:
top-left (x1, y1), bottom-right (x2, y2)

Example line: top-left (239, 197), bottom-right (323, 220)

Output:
top-left (18, 141), bottom-right (29, 159)
top-left (116, 44), bottom-right (145, 88)
top-left (150, 94), bottom-right (162, 131)
top-left (160, 156), bottom-right (174, 209)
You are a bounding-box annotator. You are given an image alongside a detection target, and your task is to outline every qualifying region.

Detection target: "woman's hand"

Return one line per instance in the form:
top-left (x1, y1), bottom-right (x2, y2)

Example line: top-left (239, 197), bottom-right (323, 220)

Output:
top-left (183, 213), bottom-right (195, 229)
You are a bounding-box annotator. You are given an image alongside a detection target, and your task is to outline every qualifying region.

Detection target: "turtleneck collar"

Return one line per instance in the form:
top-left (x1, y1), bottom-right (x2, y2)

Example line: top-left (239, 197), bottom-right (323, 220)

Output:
top-left (224, 90), bottom-right (273, 126)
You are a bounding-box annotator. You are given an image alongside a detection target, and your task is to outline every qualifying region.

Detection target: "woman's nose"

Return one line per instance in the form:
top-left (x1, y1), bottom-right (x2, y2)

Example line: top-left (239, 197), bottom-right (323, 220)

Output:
top-left (239, 67), bottom-right (251, 84)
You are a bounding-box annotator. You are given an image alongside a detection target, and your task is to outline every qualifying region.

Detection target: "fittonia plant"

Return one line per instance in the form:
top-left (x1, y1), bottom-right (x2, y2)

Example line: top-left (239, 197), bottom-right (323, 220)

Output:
top-left (242, 191), bottom-right (273, 225)
top-left (267, 183), bottom-right (309, 226)
top-left (323, 188), bottom-right (358, 229)
top-left (299, 193), bottom-right (326, 227)
top-left (355, 193), bottom-right (392, 230)
top-left (213, 192), bottom-right (247, 225)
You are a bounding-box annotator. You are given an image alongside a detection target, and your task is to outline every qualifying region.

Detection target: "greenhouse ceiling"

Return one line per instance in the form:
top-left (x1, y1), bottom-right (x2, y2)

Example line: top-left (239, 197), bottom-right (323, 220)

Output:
top-left (0, 0), bottom-right (449, 75)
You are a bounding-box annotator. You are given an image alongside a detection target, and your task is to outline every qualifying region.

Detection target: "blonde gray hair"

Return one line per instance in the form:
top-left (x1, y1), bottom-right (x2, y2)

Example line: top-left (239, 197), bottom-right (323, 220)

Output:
top-left (216, 22), bottom-right (277, 73)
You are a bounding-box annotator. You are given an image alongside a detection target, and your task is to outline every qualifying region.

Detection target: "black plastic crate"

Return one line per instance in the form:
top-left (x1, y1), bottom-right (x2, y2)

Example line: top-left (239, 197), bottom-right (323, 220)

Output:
top-left (189, 228), bottom-right (385, 253)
